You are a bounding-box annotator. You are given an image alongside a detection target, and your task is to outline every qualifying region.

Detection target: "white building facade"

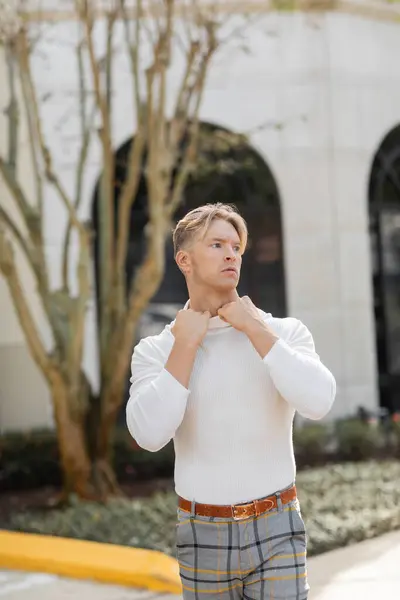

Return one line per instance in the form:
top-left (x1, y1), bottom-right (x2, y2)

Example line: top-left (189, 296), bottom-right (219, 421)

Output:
top-left (2, 5), bottom-right (400, 431)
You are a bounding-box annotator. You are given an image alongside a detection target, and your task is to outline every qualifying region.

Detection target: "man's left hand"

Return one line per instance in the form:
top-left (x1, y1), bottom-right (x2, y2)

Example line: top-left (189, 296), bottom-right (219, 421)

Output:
top-left (218, 296), bottom-right (262, 333)
top-left (218, 297), bottom-right (279, 357)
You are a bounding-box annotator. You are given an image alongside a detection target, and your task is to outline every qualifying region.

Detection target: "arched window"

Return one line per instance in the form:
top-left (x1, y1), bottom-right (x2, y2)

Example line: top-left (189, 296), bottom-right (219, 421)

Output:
top-left (92, 122), bottom-right (287, 416)
top-left (369, 125), bottom-right (400, 414)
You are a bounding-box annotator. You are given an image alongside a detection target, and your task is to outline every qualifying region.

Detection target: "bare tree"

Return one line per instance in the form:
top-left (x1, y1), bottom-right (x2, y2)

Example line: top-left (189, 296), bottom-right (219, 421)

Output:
top-left (1, 0), bottom-right (389, 501)
top-left (0, 0), bottom-right (226, 500)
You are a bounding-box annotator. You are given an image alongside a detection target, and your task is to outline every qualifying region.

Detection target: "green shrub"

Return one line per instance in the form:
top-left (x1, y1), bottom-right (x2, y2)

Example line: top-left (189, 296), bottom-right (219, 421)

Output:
top-left (0, 429), bottom-right (175, 491)
top-left (0, 416), bottom-right (397, 491)
top-left (6, 461), bottom-right (400, 558)
top-left (298, 461), bottom-right (400, 555)
top-left (6, 492), bottom-right (178, 556)
top-left (387, 417), bottom-right (400, 457)
top-left (112, 431), bottom-right (175, 480)
top-left (293, 423), bottom-right (330, 466)
top-left (0, 429), bottom-right (61, 489)
top-left (334, 419), bottom-right (384, 461)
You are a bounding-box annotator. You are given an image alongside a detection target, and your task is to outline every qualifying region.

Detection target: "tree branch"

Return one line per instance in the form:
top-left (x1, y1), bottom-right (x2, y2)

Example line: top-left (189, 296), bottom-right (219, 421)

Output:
top-left (0, 226), bottom-right (55, 378)
top-left (0, 206), bottom-right (37, 274)
top-left (16, 33), bottom-right (85, 232)
top-left (145, 3), bottom-right (176, 225)
top-left (0, 31), bottom-right (74, 356)
top-left (0, 35), bottom-right (42, 271)
top-left (172, 40), bottom-right (199, 123)
top-left (111, 1), bottom-right (169, 321)
top-left (80, 0), bottom-right (115, 366)
top-left (109, 219), bottom-right (167, 398)
top-left (15, 24), bottom-right (91, 367)
top-left (13, 28), bottom-right (84, 238)
top-left (11, 27), bottom-right (52, 317)
top-left (15, 28), bottom-right (48, 217)
top-left (113, 0), bottom-right (175, 315)
top-left (0, 157), bottom-right (39, 227)
top-left (5, 41), bottom-right (18, 175)
top-left (119, 0), bottom-right (142, 123)
top-left (157, 0), bottom-right (174, 130)
top-left (13, 29), bottom-right (44, 216)
top-left (166, 23), bottom-right (218, 217)
top-left (0, 203), bottom-right (73, 358)
top-left (62, 36), bottom-right (95, 292)
top-left (114, 130), bottom-right (145, 313)
top-left (67, 225), bottom-right (91, 396)
top-left (105, 9), bottom-right (116, 114)
top-left (58, 28), bottom-right (93, 366)
top-left (110, 9), bottom-right (219, 388)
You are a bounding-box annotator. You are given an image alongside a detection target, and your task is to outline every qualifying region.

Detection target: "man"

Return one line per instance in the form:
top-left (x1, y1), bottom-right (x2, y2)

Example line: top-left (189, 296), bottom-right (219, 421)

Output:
top-left (127, 203), bottom-right (336, 599)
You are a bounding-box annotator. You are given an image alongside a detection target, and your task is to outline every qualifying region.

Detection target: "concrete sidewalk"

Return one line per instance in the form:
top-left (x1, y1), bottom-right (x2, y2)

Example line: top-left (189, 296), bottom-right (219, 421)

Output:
top-left (307, 529), bottom-right (400, 599)
top-left (1, 530), bottom-right (400, 598)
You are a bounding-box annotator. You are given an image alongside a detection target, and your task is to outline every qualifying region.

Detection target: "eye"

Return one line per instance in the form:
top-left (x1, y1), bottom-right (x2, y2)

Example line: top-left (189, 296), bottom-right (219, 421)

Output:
top-left (234, 246), bottom-right (241, 253)
top-left (211, 242), bottom-right (221, 248)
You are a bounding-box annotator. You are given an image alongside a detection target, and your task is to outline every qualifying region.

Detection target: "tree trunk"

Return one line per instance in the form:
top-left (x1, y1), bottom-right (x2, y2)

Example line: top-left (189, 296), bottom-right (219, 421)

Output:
top-left (50, 373), bottom-right (120, 501)
top-left (94, 384), bottom-right (125, 497)
top-left (50, 376), bottom-right (96, 500)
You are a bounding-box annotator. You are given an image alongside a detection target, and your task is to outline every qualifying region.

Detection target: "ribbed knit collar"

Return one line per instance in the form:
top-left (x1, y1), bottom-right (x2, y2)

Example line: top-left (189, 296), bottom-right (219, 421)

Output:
top-left (182, 300), bottom-right (273, 330)
top-left (183, 300), bottom-right (230, 329)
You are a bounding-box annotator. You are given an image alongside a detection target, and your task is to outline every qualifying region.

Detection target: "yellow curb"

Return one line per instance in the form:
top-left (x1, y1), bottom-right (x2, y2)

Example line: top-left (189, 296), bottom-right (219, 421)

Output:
top-left (0, 531), bottom-right (182, 594)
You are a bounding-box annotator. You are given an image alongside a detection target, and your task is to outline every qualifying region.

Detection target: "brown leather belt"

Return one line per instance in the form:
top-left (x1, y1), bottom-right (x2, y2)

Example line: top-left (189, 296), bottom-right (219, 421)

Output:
top-left (178, 484), bottom-right (297, 520)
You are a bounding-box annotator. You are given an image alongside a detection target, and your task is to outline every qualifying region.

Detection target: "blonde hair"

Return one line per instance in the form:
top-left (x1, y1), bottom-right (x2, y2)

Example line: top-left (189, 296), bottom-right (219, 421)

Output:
top-left (173, 203), bottom-right (248, 256)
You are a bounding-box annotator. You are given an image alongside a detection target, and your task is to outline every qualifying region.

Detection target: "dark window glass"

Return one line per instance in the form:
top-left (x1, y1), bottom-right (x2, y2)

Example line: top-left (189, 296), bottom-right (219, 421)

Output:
top-left (369, 124), bottom-right (400, 412)
top-left (92, 123), bottom-right (287, 420)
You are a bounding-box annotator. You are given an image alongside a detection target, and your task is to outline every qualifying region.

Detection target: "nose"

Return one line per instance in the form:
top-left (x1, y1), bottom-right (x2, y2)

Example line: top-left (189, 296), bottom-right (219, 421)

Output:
top-left (224, 247), bottom-right (236, 262)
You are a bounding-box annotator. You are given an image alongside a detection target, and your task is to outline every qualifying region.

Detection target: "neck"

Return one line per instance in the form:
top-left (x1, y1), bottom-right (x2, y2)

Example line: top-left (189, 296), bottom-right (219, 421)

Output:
top-left (187, 286), bottom-right (239, 317)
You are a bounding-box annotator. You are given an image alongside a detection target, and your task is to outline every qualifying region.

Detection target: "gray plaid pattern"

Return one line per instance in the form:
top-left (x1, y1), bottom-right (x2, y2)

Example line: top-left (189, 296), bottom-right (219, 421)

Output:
top-left (176, 491), bottom-right (309, 599)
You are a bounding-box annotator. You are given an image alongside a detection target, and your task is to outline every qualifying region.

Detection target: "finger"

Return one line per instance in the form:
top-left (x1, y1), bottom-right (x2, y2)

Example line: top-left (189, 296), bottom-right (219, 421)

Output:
top-left (220, 302), bottom-right (234, 310)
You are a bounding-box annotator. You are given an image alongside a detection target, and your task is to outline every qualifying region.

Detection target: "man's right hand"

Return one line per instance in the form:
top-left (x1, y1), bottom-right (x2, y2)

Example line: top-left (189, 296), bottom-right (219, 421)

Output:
top-left (172, 309), bottom-right (210, 348)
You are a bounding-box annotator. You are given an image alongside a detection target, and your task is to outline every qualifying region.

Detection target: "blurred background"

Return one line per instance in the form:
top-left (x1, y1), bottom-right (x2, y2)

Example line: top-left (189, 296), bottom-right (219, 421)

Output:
top-left (0, 0), bottom-right (400, 581)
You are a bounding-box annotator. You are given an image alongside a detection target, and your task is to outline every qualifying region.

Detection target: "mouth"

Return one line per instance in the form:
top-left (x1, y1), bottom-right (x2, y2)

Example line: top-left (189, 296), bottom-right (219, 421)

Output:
top-left (222, 267), bottom-right (238, 275)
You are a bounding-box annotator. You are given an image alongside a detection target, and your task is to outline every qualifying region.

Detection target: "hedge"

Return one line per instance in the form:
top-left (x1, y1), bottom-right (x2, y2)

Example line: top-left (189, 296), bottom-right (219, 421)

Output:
top-left (1, 417), bottom-right (399, 490)
top-left (0, 430), bottom-right (175, 491)
top-left (4, 461), bottom-right (400, 558)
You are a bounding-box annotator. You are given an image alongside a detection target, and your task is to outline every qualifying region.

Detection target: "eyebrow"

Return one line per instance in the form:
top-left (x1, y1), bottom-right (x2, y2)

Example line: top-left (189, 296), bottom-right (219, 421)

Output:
top-left (209, 237), bottom-right (241, 244)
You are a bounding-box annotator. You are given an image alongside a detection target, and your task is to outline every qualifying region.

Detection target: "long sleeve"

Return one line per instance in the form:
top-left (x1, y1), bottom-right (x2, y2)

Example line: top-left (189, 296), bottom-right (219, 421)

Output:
top-left (126, 337), bottom-right (190, 452)
top-left (263, 318), bottom-right (336, 420)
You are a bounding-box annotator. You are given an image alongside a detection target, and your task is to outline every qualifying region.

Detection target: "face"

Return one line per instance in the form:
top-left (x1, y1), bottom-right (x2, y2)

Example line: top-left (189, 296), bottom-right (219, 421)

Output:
top-left (176, 218), bottom-right (243, 291)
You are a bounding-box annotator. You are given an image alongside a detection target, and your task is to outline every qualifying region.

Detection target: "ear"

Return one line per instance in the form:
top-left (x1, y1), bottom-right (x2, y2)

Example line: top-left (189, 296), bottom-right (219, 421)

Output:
top-left (175, 249), bottom-right (191, 275)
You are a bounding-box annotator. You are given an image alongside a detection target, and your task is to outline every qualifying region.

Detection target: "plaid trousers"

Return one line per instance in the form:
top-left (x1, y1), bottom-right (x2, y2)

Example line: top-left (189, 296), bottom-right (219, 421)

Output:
top-left (176, 489), bottom-right (309, 599)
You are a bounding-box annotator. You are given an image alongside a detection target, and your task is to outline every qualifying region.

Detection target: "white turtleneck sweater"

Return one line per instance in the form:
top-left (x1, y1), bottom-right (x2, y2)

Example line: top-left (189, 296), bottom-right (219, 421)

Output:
top-left (126, 308), bottom-right (336, 505)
